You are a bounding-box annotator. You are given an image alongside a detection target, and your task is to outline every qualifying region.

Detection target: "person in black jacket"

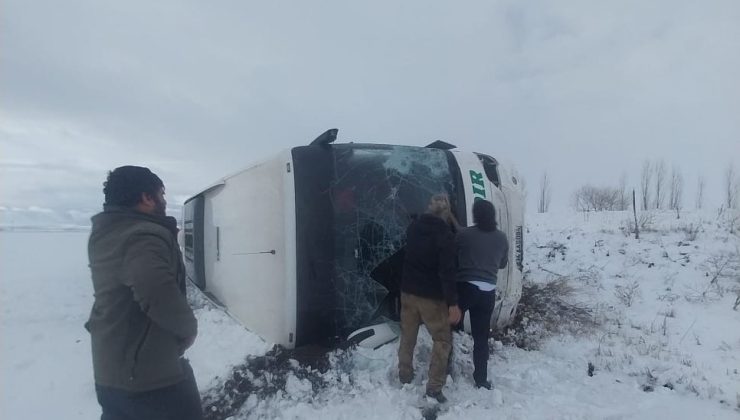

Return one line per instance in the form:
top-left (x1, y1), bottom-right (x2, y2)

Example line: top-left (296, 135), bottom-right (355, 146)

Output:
top-left (397, 194), bottom-right (461, 403)
top-left (454, 199), bottom-right (509, 390)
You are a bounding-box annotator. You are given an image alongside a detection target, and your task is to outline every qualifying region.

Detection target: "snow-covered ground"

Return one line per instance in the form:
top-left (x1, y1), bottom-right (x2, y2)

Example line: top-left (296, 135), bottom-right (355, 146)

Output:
top-left (1, 209), bottom-right (739, 419)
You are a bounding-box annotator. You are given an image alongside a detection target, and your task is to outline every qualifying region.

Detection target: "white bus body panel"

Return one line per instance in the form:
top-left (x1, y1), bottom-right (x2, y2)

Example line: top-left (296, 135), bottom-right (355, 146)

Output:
top-left (495, 164), bottom-right (524, 328)
top-left (200, 151), bottom-right (296, 347)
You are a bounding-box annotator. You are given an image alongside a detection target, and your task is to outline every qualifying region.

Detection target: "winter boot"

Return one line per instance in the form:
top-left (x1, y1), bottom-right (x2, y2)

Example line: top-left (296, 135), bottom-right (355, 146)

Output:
top-left (475, 380), bottom-right (492, 390)
top-left (399, 370), bottom-right (414, 385)
top-left (425, 389), bottom-right (448, 404)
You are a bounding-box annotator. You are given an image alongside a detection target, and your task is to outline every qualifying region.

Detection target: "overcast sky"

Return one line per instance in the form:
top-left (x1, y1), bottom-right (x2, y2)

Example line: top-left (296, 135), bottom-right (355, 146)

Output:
top-left (1, 0), bottom-right (739, 222)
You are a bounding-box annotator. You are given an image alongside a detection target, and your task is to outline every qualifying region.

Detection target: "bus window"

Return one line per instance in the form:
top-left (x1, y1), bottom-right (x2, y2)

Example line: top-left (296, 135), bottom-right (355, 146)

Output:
top-left (475, 153), bottom-right (501, 188)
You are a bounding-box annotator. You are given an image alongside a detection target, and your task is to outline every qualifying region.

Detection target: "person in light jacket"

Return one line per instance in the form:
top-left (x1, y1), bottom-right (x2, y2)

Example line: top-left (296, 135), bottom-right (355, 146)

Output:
top-left (454, 199), bottom-right (508, 389)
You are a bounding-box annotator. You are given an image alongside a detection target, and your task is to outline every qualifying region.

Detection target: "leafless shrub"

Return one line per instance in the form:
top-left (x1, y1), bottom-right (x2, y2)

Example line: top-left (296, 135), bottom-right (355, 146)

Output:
top-left (638, 212), bottom-right (655, 230)
top-left (614, 281), bottom-right (641, 307)
top-left (684, 283), bottom-right (721, 303)
top-left (640, 367), bottom-right (659, 392)
top-left (538, 241), bottom-right (567, 261)
top-left (495, 277), bottom-right (596, 350)
top-left (658, 307), bottom-right (676, 318)
top-left (677, 223), bottom-right (700, 242)
top-left (634, 336), bottom-right (663, 358)
top-left (595, 333), bottom-right (615, 357)
top-left (687, 251), bottom-right (740, 307)
top-left (717, 206), bottom-right (726, 219)
top-left (657, 291), bottom-right (681, 302)
top-left (730, 216), bottom-right (739, 236)
top-left (621, 212), bottom-right (656, 236)
top-left (701, 252), bottom-right (740, 299)
top-left (573, 185), bottom-right (622, 212)
top-left (686, 382), bottom-right (700, 396)
top-left (573, 266), bottom-right (603, 288)
top-left (659, 314), bottom-right (669, 336)
top-left (718, 209), bottom-right (740, 235)
top-left (620, 221), bottom-right (632, 237)
top-left (595, 333), bottom-right (616, 358)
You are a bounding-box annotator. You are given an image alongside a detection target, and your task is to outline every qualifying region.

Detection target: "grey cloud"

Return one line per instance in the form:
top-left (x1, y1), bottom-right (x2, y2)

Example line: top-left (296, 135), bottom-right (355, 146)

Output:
top-left (1, 0), bottom-right (739, 217)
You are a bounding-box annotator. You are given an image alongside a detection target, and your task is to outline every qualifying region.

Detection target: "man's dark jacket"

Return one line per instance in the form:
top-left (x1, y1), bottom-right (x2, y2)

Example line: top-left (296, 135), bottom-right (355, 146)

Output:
top-left (400, 214), bottom-right (458, 306)
top-left (86, 206), bottom-right (197, 392)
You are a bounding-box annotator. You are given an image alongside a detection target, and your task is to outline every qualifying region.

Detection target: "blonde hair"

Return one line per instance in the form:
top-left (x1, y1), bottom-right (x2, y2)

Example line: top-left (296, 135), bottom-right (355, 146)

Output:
top-left (428, 193), bottom-right (460, 231)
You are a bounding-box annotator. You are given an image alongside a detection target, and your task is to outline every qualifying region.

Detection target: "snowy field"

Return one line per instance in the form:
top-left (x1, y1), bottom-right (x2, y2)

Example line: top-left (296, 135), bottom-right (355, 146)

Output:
top-left (1, 209), bottom-right (739, 419)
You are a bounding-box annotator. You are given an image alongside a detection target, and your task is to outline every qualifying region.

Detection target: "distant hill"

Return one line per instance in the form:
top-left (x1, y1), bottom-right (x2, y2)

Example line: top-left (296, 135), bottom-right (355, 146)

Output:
top-left (0, 207), bottom-right (91, 231)
top-left (0, 205), bottom-right (183, 231)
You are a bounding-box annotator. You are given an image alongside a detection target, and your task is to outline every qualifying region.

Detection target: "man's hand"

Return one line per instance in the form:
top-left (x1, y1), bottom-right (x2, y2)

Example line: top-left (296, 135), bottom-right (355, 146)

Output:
top-left (448, 305), bottom-right (462, 326)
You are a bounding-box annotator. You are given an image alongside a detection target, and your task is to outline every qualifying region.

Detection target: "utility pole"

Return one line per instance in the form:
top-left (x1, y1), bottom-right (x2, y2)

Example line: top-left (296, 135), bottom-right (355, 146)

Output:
top-left (632, 189), bottom-right (639, 240)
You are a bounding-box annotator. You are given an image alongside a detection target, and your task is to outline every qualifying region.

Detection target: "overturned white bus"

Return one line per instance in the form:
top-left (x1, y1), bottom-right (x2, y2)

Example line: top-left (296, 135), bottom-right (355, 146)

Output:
top-left (182, 130), bottom-right (524, 349)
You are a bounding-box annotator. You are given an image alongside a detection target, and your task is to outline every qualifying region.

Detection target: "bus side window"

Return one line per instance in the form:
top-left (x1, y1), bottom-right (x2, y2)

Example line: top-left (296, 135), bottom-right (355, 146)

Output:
top-left (475, 154), bottom-right (501, 188)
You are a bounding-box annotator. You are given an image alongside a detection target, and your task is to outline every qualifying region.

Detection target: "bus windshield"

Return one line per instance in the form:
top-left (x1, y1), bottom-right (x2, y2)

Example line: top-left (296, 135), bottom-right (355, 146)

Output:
top-left (292, 144), bottom-right (464, 345)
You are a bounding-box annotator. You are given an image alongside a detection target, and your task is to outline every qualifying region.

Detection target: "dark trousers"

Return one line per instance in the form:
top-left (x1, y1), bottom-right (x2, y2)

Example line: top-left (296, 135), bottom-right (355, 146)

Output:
top-left (95, 359), bottom-right (203, 420)
top-left (457, 282), bottom-right (495, 385)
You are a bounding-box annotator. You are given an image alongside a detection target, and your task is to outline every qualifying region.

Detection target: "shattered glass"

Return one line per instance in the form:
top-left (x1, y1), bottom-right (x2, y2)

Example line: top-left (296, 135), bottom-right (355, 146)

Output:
top-left (329, 146), bottom-right (459, 334)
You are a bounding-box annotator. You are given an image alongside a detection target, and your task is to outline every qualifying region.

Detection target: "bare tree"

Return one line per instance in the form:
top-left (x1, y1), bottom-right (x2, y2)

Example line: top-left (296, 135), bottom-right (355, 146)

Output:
top-left (640, 160), bottom-right (652, 211)
top-left (654, 160), bottom-right (666, 209)
top-left (669, 165), bottom-right (683, 218)
top-left (695, 175), bottom-right (705, 210)
top-left (618, 173), bottom-right (628, 211)
top-left (573, 185), bottom-right (621, 212)
top-left (538, 172), bottom-right (551, 213)
top-left (725, 163), bottom-right (738, 209)
top-left (632, 190), bottom-right (639, 239)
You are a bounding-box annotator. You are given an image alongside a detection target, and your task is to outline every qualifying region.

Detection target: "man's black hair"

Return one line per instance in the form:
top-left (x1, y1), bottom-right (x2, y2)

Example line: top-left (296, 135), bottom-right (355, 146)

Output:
top-left (103, 166), bottom-right (164, 207)
top-left (472, 199), bottom-right (497, 232)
